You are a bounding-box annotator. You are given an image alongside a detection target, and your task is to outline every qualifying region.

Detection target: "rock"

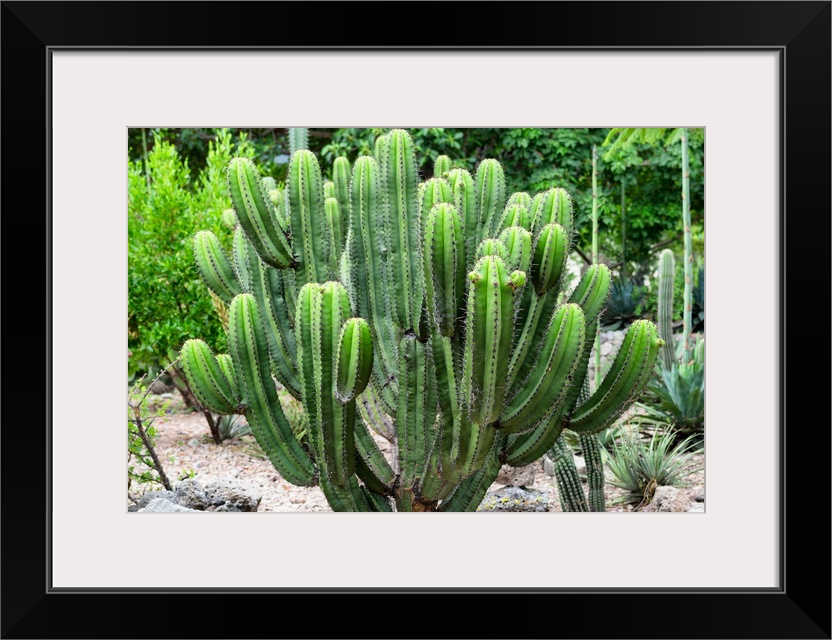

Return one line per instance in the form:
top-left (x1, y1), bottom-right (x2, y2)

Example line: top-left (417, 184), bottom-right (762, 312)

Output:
top-left (140, 498), bottom-right (201, 513)
top-left (127, 504), bottom-right (139, 512)
top-left (172, 479), bottom-right (210, 510)
top-left (477, 487), bottom-right (549, 512)
top-left (137, 490), bottom-right (175, 508)
top-left (187, 438), bottom-right (201, 448)
top-left (688, 503), bottom-right (705, 513)
top-left (203, 477), bottom-right (262, 512)
top-left (694, 490), bottom-right (705, 502)
top-left (495, 463), bottom-right (536, 487)
top-left (542, 455), bottom-right (555, 477)
top-left (601, 341), bottom-right (613, 356)
top-left (650, 486), bottom-right (691, 512)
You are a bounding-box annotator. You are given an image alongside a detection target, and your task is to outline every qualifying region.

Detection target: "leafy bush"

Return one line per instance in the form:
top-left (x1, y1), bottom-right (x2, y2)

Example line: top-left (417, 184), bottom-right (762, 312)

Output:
top-left (128, 129), bottom-right (256, 380)
top-left (127, 380), bottom-right (172, 493)
top-left (602, 424), bottom-right (701, 507)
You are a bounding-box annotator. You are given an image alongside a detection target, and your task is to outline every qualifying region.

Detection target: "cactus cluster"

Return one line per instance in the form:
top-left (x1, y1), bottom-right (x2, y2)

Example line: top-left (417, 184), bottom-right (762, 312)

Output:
top-left (182, 129), bottom-right (664, 512)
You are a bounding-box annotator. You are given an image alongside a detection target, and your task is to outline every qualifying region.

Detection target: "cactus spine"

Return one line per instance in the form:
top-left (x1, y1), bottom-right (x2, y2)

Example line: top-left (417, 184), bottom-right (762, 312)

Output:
top-left (182, 129), bottom-right (662, 511)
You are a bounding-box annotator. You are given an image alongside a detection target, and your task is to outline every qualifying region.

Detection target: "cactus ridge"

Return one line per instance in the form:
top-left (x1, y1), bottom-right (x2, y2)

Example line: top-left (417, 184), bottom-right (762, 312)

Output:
top-left (193, 230), bottom-right (243, 304)
top-left (180, 339), bottom-right (240, 415)
top-left (568, 263), bottom-right (612, 323)
top-left (476, 159), bottom-right (507, 241)
top-left (530, 223), bottom-right (569, 296)
top-left (504, 403), bottom-right (565, 467)
top-left (424, 202), bottom-right (466, 337)
top-left (335, 318), bottom-right (373, 403)
top-left (569, 320), bottom-right (663, 434)
top-left (354, 416), bottom-right (395, 494)
top-left (379, 130), bottom-right (424, 335)
top-left (325, 197), bottom-right (344, 274)
top-left (446, 168), bottom-right (480, 270)
top-left (228, 294), bottom-right (316, 486)
top-left (498, 203), bottom-right (532, 232)
top-left (507, 191), bottom-right (532, 211)
top-left (227, 158), bottom-right (294, 270)
top-left (551, 434), bottom-right (589, 512)
top-left (332, 157), bottom-right (351, 248)
top-left (215, 353), bottom-right (240, 398)
top-left (347, 156), bottom-right (399, 399)
top-left (288, 150), bottom-right (329, 285)
top-left (532, 187), bottom-right (574, 239)
top-left (498, 226), bottom-right (533, 274)
top-left (462, 255), bottom-right (518, 426)
top-left (500, 303), bottom-right (585, 431)
top-left (433, 154), bottom-right (452, 178)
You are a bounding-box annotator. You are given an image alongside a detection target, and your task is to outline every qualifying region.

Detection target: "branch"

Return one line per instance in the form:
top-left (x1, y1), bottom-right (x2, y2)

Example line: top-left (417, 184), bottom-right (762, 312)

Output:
top-left (130, 409), bottom-right (172, 491)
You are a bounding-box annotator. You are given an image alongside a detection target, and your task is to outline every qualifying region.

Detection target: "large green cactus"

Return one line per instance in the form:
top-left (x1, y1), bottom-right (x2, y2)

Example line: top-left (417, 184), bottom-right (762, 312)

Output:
top-left (184, 129), bottom-right (663, 511)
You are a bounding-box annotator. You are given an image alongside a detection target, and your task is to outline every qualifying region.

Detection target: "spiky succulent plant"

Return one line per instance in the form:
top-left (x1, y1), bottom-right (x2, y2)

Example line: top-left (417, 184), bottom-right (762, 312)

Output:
top-left (183, 129), bottom-right (663, 512)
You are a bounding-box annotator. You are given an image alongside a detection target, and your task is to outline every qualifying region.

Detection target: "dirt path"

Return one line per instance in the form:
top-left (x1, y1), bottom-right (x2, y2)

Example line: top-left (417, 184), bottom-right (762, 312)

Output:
top-left (129, 395), bottom-right (704, 513)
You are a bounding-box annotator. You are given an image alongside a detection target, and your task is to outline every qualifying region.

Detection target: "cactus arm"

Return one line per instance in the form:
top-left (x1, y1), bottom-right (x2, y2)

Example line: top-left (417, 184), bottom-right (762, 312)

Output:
top-left (500, 304), bottom-right (585, 432)
top-left (438, 437), bottom-right (503, 512)
top-left (433, 154), bottom-right (452, 178)
top-left (463, 256), bottom-right (517, 426)
top-left (504, 402), bottom-right (565, 467)
top-left (658, 248), bottom-right (676, 370)
top-left (347, 156), bottom-right (400, 402)
top-left (354, 416), bottom-right (395, 494)
top-left (476, 159), bottom-right (507, 241)
top-left (497, 203), bottom-right (532, 232)
top-left (551, 435), bottom-right (589, 512)
top-left (325, 197), bottom-right (344, 274)
top-left (318, 469), bottom-right (373, 512)
top-left (498, 226), bottom-right (532, 274)
top-left (193, 231), bottom-right (242, 303)
top-left (246, 249), bottom-right (302, 399)
top-left (215, 354), bottom-right (239, 399)
top-left (288, 127), bottom-right (308, 154)
top-left (231, 226), bottom-right (259, 292)
top-left (568, 320), bottom-right (664, 434)
top-left (228, 294), bottom-right (316, 486)
top-left (227, 157), bottom-right (295, 270)
top-left (335, 318), bottom-right (373, 403)
top-left (362, 486), bottom-right (394, 512)
top-left (395, 333), bottom-right (434, 510)
top-left (505, 288), bottom-right (559, 395)
top-left (579, 432), bottom-right (605, 512)
top-left (424, 203), bottom-right (465, 337)
top-left (379, 130), bottom-right (424, 335)
top-left (288, 150), bottom-right (329, 285)
top-left (531, 187), bottom-right (574, 240)
top-left (530, 224), bottom-right (569, 296)
top-left (506, 191), bottom-right (532, 212)
top-left (418, 178), bottom-right (453, 228)
top-left (447, 168), bottom-right (479, 271)
top-left (332, 156), bottom-right (351, 247)
top-left (180, 339), bottom-right (240, 415)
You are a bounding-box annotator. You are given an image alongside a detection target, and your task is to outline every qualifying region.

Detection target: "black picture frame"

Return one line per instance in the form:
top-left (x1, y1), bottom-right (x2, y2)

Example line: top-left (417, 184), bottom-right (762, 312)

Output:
top-left (2, 2), bottom-right (829, 638)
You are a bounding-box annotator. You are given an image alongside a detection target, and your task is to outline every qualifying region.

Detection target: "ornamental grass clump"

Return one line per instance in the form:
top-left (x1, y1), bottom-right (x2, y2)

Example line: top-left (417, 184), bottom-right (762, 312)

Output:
top-left (181, 129), bottom-right (664, 511)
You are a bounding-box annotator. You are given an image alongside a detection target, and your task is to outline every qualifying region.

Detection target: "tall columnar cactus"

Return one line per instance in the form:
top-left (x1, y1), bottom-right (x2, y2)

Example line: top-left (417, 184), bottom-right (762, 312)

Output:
top-left (184, 129), bottom-right (663, 512)
top-left (680, 128), bottom-right (693, 364)
top-left (288, 127), bottom-right (309, 154)
top-left (657, 248), bottom-right (676, 370)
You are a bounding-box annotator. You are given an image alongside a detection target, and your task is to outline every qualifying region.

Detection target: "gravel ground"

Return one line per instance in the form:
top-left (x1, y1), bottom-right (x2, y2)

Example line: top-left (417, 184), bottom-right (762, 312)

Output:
top-left (128, 393), bottom-right (704, 513)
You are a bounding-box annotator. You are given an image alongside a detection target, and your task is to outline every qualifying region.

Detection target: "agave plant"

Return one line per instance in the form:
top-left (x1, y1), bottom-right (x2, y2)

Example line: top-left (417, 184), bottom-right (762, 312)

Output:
top-left (600, 276), bottom-right (645, 330)
top-left (602, 423), bottom-right (701, 507)
top-left (637, 341), bottom-right (704, 436)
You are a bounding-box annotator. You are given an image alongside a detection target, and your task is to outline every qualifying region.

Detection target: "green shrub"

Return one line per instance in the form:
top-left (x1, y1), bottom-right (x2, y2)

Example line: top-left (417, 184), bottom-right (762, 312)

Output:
top-left (128, 129), bottom-right (256, 380)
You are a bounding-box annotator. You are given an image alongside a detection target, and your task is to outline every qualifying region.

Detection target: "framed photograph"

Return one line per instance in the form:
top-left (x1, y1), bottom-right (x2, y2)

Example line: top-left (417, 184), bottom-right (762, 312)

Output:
top-left (3, 1), bottom-right (829, 638)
